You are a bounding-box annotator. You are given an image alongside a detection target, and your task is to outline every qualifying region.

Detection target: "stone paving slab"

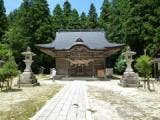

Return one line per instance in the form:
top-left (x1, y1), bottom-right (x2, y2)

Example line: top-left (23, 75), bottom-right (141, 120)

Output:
top-left (31, 81), bottom-right (93, 120)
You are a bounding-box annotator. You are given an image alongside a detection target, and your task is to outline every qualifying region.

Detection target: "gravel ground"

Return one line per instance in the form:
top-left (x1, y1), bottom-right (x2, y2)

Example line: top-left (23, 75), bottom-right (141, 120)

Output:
top-left (87, 80), bottom-right (160, 120)
top-left (1, 76), bottom-right (160, 120)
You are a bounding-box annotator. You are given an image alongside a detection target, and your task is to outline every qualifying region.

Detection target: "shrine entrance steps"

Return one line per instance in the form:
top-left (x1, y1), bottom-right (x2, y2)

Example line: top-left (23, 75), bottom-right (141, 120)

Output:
top-left (61, 77), bottom-right (101, 81)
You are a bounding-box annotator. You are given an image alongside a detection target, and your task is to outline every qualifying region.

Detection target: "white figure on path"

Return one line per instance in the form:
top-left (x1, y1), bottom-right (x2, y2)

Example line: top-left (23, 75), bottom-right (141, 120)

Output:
top-left (51, 68), bottom-right (56, 81)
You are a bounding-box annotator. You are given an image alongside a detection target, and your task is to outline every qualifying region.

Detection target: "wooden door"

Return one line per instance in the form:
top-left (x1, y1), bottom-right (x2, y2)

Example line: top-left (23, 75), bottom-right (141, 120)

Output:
top-left (69, 64), bottom-right (92, 76)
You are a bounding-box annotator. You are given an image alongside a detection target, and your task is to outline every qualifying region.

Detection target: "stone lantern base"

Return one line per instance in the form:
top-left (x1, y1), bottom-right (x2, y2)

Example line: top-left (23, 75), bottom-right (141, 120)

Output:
top-left (17, 71), bottom-right (40, 87)
top-left (119, 71), bottom-right (139, 87)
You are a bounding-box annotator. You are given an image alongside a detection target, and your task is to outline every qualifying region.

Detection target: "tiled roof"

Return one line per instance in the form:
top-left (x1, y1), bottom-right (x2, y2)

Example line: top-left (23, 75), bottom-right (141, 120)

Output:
top-left (36, 30), bottom-right (123, 50)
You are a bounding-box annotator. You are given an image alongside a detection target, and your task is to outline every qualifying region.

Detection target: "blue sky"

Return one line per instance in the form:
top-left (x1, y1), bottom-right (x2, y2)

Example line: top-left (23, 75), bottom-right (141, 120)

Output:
top-left (4, 0), bottom-right (104, 15)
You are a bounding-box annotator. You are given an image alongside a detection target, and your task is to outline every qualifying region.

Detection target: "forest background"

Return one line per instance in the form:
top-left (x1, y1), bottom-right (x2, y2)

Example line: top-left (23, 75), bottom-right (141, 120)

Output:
top-left (0, 0), bottom-right (160, 74)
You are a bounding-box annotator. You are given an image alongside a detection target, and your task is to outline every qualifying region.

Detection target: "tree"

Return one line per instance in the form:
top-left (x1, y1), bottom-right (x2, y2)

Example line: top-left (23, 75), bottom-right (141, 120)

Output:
top-left (123, 0), bottom-right (146, 55)
top-left (63, 0), bottom-right (71, 16)
top-left (99, 0), bottom-right (110, 29)
top-left (4, 0), bottom-right (55, 73)
top-left (140, 0), bottom-right (160, 55)
top-left (52, 4), bottom-right (63, 31)
top-left (1, 56), bottom-right (18, 90)
top-left (7, 9), bottom-right (19, 27)
top-left (104, 0), bottom-right (131, 44)
top-left (68, 9), bottom-right (80, 29)
top-left (135, 55), bottom-right (152, 90)
top-left (63, 0), bottom-right (72, 28)
top-left (31, 0), bottom-right (54, 44)
top-left (0, 0), bottom-right (7, 41)
top-left (4, 2), bottom-right (31, 70)
top-left (0, 44), bottom-right (18, 90)
top-left (0, 43), bottom-right (11, 61)
top-left (4, 0), bottom-right (32, 57)
top-left (87, 3), bottom-right (98, 28)
top-left (31, 0), bottom-right (55, 73)
top-left (106, 0), bottom-right (160, 55)
top-left (80, 12), bottom-right (88, 29)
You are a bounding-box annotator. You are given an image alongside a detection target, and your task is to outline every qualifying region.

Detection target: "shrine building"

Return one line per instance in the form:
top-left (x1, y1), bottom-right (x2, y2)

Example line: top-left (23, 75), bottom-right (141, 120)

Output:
top-left (36, 29), bottom-right (123, 77)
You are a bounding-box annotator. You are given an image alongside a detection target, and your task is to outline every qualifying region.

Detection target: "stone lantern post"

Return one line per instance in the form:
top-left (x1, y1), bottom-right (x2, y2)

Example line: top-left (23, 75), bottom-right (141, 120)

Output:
top-left (18, 47), bottom-right (39, 86)
top-left (123, 46), bottom-right (135, 72)
top-left (120, 46), bottom-right (139, 87)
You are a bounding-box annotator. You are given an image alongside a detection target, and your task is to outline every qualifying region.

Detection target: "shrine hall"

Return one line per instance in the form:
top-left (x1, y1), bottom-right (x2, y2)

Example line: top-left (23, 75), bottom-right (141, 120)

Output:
top-left (36, 29), bottom-right (123, 77)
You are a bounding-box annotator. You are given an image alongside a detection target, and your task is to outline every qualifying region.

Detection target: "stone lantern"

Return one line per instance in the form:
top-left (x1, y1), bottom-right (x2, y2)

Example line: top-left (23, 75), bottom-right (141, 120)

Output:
top-left (123, 46), bottom-right (135, 72)
top-left (119, 46), bottom-right (139, 87)
top-left (18, 47), bottom-right (39, 86)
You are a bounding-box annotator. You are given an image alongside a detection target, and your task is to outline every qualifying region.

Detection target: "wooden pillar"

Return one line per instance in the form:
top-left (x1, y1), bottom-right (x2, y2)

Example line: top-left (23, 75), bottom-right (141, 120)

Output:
top-left (65, 54), bottom-right (68, 78)
top-left (104, 57), bottom-right (106, 79)
top-left (67, 53), bottom-right (69, 77)
top-left (154, 63), bottom-right (156, 80)
top-left (92, 60), bottom-right (95, 78)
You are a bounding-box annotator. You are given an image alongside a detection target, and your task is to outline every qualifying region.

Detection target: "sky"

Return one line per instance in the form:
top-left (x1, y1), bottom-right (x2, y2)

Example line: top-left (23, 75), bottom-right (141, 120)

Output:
top-left (4, 0), bottom-right (104, 15)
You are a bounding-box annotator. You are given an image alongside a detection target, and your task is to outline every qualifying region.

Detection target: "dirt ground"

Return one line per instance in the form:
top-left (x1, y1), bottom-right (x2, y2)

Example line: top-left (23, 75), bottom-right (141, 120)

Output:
top-left (0, 76), bottom-right (63, 120)
top-left (1, 75), bottom-right (160, 120)
top-left (87, 80), bottom-right (160, 120)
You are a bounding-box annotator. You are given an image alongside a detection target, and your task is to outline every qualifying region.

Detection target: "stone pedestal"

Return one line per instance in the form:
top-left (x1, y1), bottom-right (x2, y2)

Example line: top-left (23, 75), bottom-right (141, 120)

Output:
top-left (120, 72), bottom-right (139, 87)
top-left (18, 71), bottom-right (39, 86)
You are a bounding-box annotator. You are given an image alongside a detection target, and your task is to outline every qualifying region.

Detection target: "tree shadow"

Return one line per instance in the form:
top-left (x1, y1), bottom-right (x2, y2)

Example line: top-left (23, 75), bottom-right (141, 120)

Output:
top-left (1, 88), bottom-right (22, 92)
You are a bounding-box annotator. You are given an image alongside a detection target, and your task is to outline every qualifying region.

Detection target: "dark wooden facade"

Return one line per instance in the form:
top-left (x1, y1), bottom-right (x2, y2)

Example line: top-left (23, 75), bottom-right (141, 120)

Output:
top-left (39, 44), bottom-right (121, 77)
top-left (36, 30), bottom-right (123, 77)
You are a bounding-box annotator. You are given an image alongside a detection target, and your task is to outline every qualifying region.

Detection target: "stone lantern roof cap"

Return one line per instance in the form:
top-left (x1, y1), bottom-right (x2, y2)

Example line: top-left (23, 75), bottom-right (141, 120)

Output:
top-left (21, 47), bottom-right (36, 56)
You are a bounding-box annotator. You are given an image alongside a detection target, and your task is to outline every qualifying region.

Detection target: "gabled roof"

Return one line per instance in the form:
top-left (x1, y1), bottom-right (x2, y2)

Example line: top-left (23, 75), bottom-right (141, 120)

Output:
top-left (36, 29), bottom-right (123, 50)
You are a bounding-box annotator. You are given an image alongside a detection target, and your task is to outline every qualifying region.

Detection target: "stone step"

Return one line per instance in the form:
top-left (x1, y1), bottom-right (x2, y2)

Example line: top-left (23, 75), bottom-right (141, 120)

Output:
top-left (61, 77), bottom-right (101, 81)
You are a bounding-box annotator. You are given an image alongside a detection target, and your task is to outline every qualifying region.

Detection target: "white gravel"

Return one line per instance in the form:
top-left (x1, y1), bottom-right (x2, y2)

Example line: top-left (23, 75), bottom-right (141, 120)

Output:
top-left (87, 80), bottom-right (160, 120)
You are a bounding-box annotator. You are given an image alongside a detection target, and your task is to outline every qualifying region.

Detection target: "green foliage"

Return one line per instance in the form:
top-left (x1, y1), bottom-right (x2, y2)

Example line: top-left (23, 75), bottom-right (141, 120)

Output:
top-left (32, 0), bottom-right (54, 44)
top-left (68, 9), bottom-right (81, 29)
top-left (80, 12), bottom-right (88, 29)
top-left (63, 0), bottom-right (71, 16)
top-left (63, 0), bottom-right (72, 28)
top-left (87, 3), bottom-right (98, 28)
top-left (1, 57), bottom-right (18, 77)
top-left (0, 43), bottom-right (10, 60)
top-left (4, 25), bottom-right (30, 56)
top-left (99, 0), bottom-right (110, 29)
top-left (100, 0), bottom-right (160, 55)
top-left (134, 55), bottom-right (152, 78)
top-left (0, 43), bottom-right (18, 89)
top-left (52, 4), bottom-right (63, 31)
top-left (4, 0), bottom-right (32, 56)
top-left (0, 56), bottom-right (18, 90)
top-left (1, 0), bottom-right (160, 75)
top-left (114, 53), bottom-right (126, 74)
top-left (4, 0), bottom-right (54, 73)
top-left (103, 0), bottom-right (131, 44)
top-left (0, 0), bottom-right (7, 41)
